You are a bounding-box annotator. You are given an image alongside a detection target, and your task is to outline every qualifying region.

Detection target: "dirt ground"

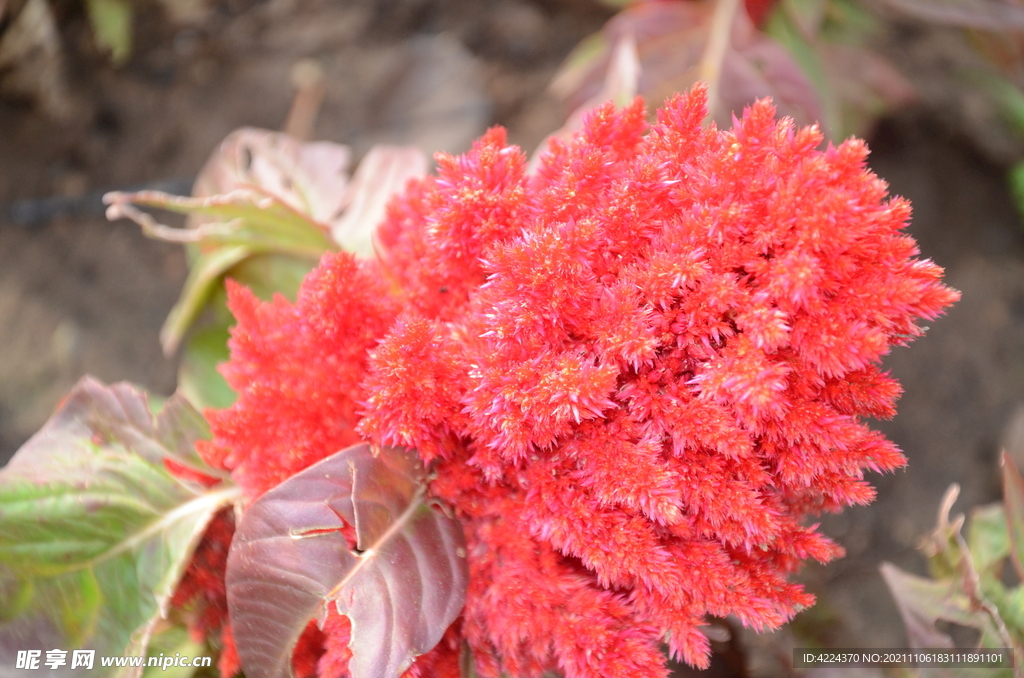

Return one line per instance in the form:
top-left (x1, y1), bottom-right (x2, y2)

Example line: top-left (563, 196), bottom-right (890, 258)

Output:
top-left (2, 1), bottom-right (1024, 675)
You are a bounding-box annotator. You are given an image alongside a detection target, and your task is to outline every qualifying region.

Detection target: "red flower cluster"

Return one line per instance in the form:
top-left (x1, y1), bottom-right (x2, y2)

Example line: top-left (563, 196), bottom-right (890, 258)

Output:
top-left (169, 510), bottom-right (240, 677)
top-left (194, 84), bottom-right (958, 678)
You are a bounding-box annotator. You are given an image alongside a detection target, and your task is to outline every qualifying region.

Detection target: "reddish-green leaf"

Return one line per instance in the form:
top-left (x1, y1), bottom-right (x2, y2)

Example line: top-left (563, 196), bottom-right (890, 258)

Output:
top-left (884, 482), bottom-right (1019, 670)
top-left (881, 563), bottom-right (996, 648)
top-left (549, 2), bottom-right (821, 129)
top-left (881, 0), bottom-right (1024, 31)
top-left (881, 563), bottom-right (1016, 678)
top-left (0, 377), bottom-right (239, 678)
top-left (1001, 450), bottom-right (1024, 582)
top-left (765, 0), bottom-right (914, 139)
top-left (226, 444), bottom-right (468, 678)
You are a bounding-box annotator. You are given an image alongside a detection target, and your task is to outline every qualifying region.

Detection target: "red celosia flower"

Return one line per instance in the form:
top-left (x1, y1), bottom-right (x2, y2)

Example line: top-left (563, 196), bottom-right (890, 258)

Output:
top-left (170, 509), bottom-right (235, 643)
top-left (198, 254), bottom-right (398, 499)
top-left (197, 84), bottom-right (958, 678)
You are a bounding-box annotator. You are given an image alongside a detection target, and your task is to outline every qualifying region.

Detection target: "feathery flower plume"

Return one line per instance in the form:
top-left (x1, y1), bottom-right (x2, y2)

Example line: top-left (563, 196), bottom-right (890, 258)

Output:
top-left (188, 84), bottom-right (958, 678)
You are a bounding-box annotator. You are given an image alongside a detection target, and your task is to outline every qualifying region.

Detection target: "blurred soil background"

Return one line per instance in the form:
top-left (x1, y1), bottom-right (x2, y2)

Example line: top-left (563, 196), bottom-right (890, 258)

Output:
top-left (3, 0), bottom-right (1024, 675)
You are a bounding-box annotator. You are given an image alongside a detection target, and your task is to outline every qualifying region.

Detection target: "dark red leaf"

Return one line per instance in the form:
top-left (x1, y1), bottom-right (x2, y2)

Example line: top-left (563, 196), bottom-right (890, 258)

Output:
top-left (226, 443), bottom-right (468, 678)
top-left (550, 1), bottom-right (821, 129)
top-left (882, 0), bottom-right (1024, 31)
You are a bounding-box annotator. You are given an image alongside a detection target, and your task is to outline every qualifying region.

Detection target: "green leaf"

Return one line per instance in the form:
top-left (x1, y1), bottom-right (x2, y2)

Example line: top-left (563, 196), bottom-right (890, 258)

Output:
top-left (966, 68), bottom-right (1024, 138)
top-left (226, 443), bottom-right (468, 678)
top-left (105, 191), bottom-right (335, 256)
top-left (765, 5), bottom-right (837, 132)
top-left (161, 245), bottom-right (252, 357)
top-left (142, 625), bottom-right (207, 678)
top-left (171, 239), bottom-right (318, 357)
top-left (103, 126), bottom-right (346, 358)
top-left (0, 378), bottom-right (240, 678)
top-left (175, 251), bottom-right (315, 411)
top-left (968, 503), bottom-right (1012, 578)
top-left (105, 129), bottom-right (427, 362)
top-left (85, 0), bottom-right (132, 65)
top-left (227, 252), bottom-right (316, 302)
top-left (0, 568), bottom-right (32, 623)
top-left (994, 585), bottom-right (1024, 636)
top-left (178, 321), bottom-right (236, 412)
top-left (1008, 161), bottom-right (1024, 227)
top-left (766, 0), bottom-right (912, 140)
top-left (821, 0), bottom-right (880, 39)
